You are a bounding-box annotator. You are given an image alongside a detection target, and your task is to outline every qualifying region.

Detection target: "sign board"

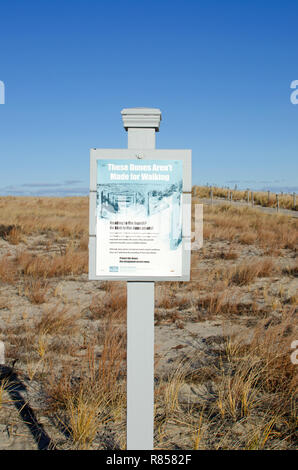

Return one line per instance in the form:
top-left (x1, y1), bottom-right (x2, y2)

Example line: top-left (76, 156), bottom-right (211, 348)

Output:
top-left (89, 149), bottom-right (191, 281)
top-left (89, 108), bottom-right (191, 450)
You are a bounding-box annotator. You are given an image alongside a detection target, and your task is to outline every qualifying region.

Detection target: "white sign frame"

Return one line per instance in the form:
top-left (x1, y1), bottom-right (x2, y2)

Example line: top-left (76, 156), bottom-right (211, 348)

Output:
top-left (89, 148), bottom-right (191, 282)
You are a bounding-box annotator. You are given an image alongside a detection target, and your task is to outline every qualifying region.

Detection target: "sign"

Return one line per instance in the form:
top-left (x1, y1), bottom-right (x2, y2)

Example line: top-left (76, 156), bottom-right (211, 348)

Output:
top-left (89, 108), bottom-right (192, 450)
top-left (96, 159), bottom-right (183, 277)
top-left (89, 148), bottom-right (191, 281)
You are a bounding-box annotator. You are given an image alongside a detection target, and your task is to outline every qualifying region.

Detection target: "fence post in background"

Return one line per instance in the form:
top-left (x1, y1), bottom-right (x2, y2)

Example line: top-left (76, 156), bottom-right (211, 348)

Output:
top-left (230, 191), bottom-right (233, 202)
top-left (210, 188), bottom-right (213, 206)
top-left (293, 192), bottom-right (296, 210)
top-left (267, 190), bottom-right (270, 206)
top-left (247, 189), bottom-right (250, 204)
top-left (276, 194), bottom-right (279, 212)
top-left (251, 191), bottom-right (254, 206)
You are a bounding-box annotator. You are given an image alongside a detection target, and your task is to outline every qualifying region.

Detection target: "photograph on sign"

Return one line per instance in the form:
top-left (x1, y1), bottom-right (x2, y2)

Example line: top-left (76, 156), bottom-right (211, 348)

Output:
top-left (96, 159), bottom-right (183, 277)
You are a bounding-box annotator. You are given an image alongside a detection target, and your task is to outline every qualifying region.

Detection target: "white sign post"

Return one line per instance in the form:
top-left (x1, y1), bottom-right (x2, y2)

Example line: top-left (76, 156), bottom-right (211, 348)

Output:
top-left (124, 108), bottom-right (159, 450)
top-left (89, 108), bottom-right (191, 450)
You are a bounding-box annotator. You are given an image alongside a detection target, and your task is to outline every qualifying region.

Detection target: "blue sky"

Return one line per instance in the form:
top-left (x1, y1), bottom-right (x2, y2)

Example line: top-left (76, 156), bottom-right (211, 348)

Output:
top-left (0, 0), bottom-right (297, 196)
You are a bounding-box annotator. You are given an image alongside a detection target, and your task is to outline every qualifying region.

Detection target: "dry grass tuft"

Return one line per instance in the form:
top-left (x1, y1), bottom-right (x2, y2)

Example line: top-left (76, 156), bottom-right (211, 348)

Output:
top-left (200, 203), bottom-right (298, 251)
top-left (96, 318), bottom-right (126, 397)
top-left (197, 291), bottom-right (263, 318)
top-left (24, 279), bottom-right (49, 304)
top-left (0, 196), bottom-right (88, 238)
top-left (6, 226), bottom-right (23, 245)
top-left (0, 255), bottom-right (17, 284)
top-left (283, 263), bottom-right (298, 277)
top-left (229, 258), bottom-right (276, 286)
top-left (16, 247), bottom-right (88, 279)
top-left (64, 389), bottom-right (108, 449)
top-left (219, 250), bottom-right (238, 260)
top-left (90, 283), bottom-right (127, 319)
top-left (44, 314), bottom-right (126, 448)
top-left (35, 303), bottom-right (80, 335)
top-left (213, 306), bottom-right (298, 446)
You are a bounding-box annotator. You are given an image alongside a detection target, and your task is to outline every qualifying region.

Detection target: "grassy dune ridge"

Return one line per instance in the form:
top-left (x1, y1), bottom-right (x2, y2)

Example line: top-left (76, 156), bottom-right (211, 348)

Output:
top-left (193, 185), bottom-right (297, 211)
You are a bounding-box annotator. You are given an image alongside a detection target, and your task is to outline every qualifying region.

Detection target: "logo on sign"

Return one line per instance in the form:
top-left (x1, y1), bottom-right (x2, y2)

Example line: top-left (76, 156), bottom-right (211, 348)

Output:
top-left (109, 266), bottom-right (119, 272)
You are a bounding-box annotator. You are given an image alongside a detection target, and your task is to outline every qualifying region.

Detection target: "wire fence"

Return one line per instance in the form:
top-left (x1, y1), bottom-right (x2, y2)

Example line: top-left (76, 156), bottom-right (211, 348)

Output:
top-left (192, 186), bottom-right (297, 212)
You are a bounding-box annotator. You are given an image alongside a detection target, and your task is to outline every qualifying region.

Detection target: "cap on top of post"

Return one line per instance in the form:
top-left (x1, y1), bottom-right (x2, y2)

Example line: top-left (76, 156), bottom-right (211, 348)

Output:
top-left (121, 108), bottom-right (162, 131)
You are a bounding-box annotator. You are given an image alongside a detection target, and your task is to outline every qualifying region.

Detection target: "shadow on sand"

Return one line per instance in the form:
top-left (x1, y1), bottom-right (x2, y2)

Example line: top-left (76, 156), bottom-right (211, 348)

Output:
top-left (0, 364), bottom-right (52, 450)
